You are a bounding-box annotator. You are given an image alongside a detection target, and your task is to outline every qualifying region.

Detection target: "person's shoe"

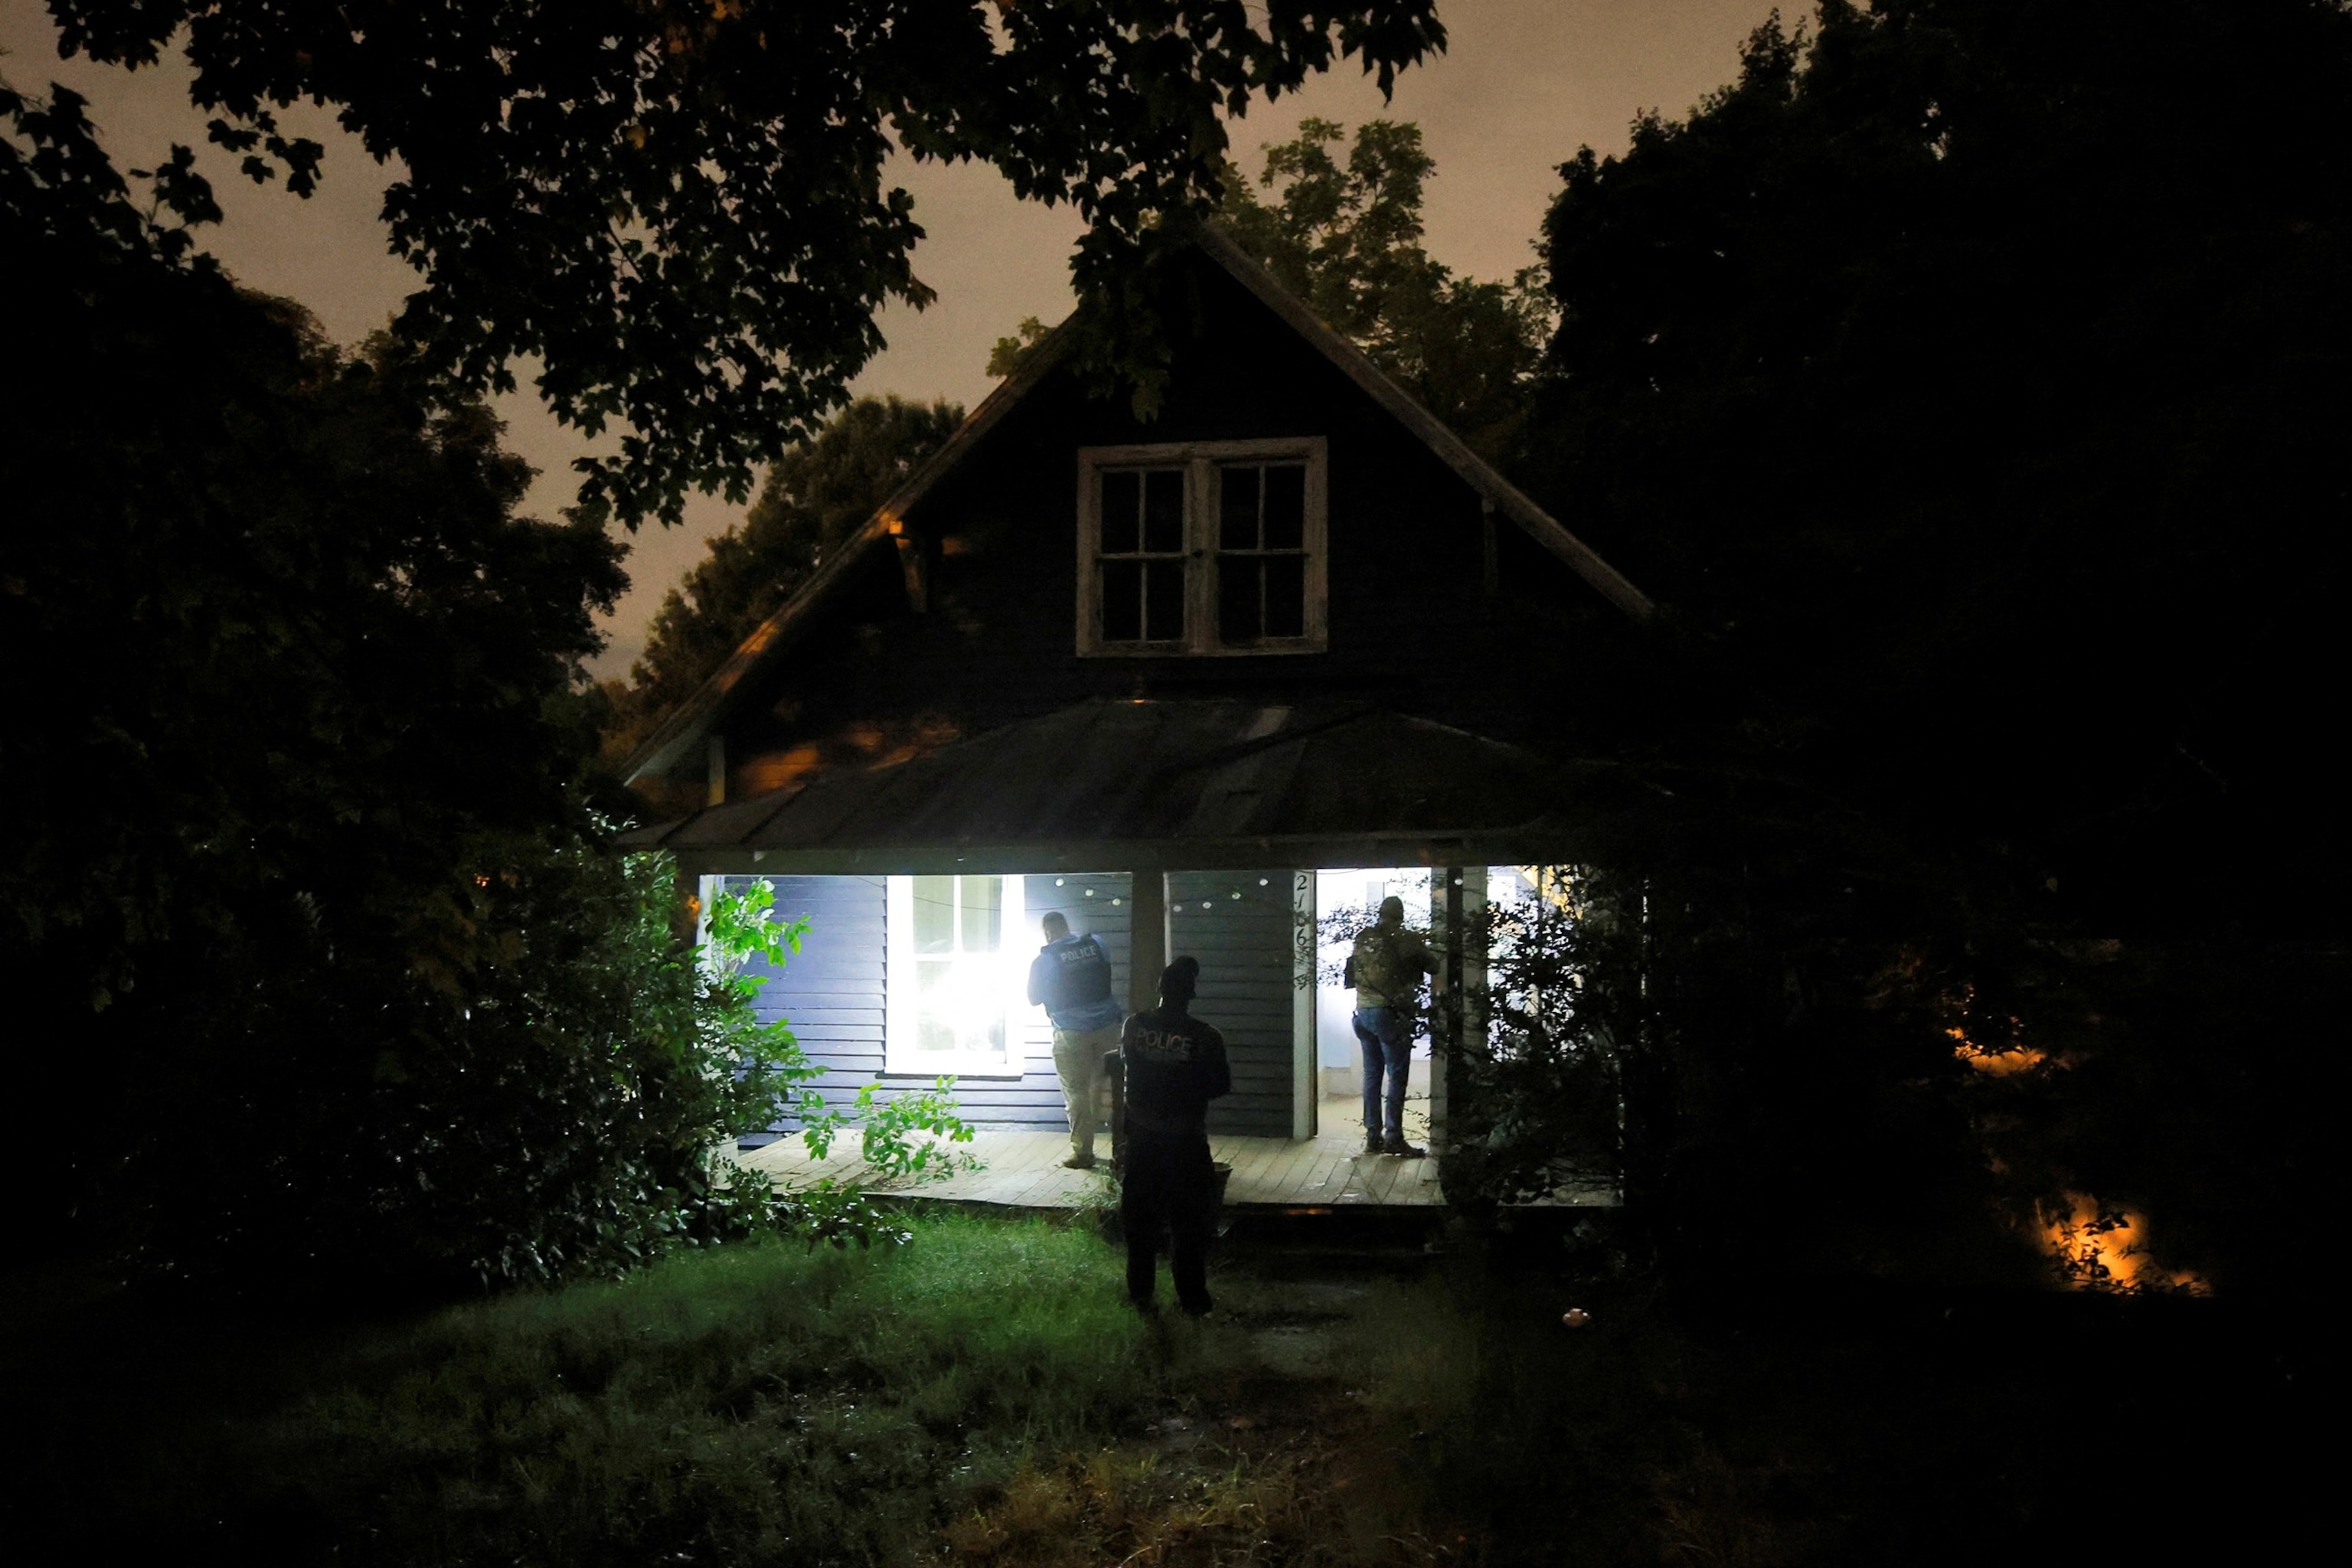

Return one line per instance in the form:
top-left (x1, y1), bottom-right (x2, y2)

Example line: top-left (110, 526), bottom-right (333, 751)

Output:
top-left (1178, 1295), bottom-right (1214, 1319)
top-left (1063, 1152), bottom-right (1096, 1170)
top-left (1383, 1138), bottom-right (1428, 1158)
top-left (1363, 1134), bottom-right (1384, 1158)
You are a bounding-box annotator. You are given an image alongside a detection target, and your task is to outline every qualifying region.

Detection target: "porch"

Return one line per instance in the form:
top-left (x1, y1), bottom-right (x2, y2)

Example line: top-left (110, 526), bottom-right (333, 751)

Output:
top-left (739, 1090), bottom-right (1619, 1213)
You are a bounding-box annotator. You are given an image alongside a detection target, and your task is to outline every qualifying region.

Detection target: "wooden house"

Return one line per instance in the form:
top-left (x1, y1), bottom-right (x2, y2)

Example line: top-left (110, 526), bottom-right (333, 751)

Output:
top-left (619, 222), bottom-right (1652, 1157)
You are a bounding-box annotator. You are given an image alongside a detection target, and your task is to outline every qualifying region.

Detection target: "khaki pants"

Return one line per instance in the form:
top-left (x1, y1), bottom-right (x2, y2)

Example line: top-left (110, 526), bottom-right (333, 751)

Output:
top-left (1051, 1023), bottom-right (1122, 1161)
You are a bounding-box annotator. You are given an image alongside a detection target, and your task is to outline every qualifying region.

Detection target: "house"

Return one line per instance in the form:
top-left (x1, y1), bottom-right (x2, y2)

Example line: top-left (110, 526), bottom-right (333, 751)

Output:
top-left (619, 221), bottom-right (1651, 1164)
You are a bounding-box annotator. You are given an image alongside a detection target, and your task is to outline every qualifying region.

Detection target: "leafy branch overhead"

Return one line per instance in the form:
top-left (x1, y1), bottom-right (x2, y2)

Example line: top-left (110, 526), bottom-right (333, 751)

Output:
top-left (49, 0), bottom-right (1447, 526)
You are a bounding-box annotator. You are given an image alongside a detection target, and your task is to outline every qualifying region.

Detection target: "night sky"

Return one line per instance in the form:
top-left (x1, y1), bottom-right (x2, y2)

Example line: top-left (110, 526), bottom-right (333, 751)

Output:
top-left (0, 1), bottom-right (1775, 673)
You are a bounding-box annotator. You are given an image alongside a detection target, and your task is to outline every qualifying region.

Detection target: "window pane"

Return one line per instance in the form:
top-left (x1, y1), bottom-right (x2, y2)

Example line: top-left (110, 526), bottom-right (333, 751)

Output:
top-left (1264, 554), bottom-right (1307, 639)
top-left (1102, 559), bottom-right (1142, 642)
top-left (1263, 465), bottom-right (1306, 550)
top-left (916, 1008), bottom-right (957, 1057)
top-left (916, 959), bottom-right (975, 1056)
top-left (1099, 471), bottom-right (1139, 554)
top-left (1219, 466), bottom-right (1260, 550)
top-left (959, 874), bottom-right (1001, 953)
top-left (915, 955), bottom-right (1006, 1061)
top-left (912, 874), bottom-right (955, 954)
top-left (1218, 556), bottom-right (1261, 645)
top-left (1144, 559), bottom-right (1186, 642)
top-left (1143, 469), bottom-right (1185, 554)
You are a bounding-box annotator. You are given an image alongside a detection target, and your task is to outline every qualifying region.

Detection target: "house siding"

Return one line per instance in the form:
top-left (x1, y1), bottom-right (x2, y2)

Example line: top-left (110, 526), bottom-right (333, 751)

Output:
top-left (1168, 869), bottom-right (1298, 1138)
top-left (713, 255), bottom-right (1644, 808)
top-left (726, 868), bottom-right (1297, 1144)
top-left (725, 873), bottom-right (885, 1149)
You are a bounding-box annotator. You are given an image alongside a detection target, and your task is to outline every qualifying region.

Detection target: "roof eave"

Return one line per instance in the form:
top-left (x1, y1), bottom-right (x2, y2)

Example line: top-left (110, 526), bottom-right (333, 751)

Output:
top-left (619, 321), bottom-right (1083, 783)
top-left (648, 825), bottom-right (1591, 879)
top-left (1185, 222), bottom-right (1655, 619)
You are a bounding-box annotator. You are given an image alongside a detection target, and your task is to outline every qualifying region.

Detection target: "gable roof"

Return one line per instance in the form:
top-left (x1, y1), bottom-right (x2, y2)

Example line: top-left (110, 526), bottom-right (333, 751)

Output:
top-left (621, 220), bottom-right (1651, 785)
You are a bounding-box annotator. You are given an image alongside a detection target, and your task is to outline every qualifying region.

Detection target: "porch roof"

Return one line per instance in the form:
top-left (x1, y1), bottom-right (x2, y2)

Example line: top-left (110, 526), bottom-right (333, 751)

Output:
top-left (619, 698), bottom-right (1591, 874)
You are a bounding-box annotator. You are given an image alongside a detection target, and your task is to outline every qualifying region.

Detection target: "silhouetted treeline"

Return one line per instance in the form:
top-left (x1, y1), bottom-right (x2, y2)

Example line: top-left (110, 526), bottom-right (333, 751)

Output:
top-left (2, 87), bottom-right (772, 1289)
top-left (1494, 0), bottom-right (2350, 1298)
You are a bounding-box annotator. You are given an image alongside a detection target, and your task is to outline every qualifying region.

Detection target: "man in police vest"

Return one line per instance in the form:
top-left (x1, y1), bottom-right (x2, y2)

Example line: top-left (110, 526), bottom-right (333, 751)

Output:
top-left (1119, 956), bottom-right (1230, 1316)
top-left (1027, 910), bottom-right (1125, 1169)
top-left (1349, 895), bottom-right (1439, 1158)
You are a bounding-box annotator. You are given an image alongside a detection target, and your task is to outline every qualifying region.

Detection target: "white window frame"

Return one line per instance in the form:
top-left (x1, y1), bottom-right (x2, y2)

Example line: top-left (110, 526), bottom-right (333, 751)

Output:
top-left (884, 873), bottom-right (1028, 1077)
top-left (1076, 437), bottom-right (1330, 656)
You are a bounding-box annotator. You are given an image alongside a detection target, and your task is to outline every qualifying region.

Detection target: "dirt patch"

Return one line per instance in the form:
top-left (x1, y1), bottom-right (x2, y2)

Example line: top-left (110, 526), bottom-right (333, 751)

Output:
top-left (935, 1386), bottom-right (1455, 1568)
top-left (935, 1265), bottom-right (1466, 1567)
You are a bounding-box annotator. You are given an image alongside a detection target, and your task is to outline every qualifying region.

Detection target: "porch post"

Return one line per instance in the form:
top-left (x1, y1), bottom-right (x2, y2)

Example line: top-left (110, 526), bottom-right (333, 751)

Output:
top-left (1126, 868), bottom-right (1167, 1013)
top-left (1292, 869), bottom-right (1318, 1139)
top-left (1431, 866), bottom-right (1469, 1155)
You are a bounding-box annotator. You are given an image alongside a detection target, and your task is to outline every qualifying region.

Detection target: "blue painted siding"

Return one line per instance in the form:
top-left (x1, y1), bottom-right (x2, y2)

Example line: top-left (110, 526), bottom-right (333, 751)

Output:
top-left (725, 874), bottom-right (884, 1147)
top-left (1168, 871), bottom-right (1297, 1137)
top-left (733, 871), bottom-right (1181, 1139)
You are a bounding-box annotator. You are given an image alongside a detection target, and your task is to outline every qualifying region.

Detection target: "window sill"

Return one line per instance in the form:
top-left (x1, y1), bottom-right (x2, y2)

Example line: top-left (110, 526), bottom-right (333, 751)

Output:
top-left (876, 1069), bottom-right (1028, 1082)
top-left (1078, 641), bottom-right (1328, 658)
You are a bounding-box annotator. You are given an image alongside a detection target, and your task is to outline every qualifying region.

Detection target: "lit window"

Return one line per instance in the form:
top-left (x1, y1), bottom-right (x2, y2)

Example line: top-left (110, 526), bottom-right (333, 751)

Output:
top-left (1078, 439), bottom-right (1328, 655)
top-left (885, 874), bottom-right (1027, 1075)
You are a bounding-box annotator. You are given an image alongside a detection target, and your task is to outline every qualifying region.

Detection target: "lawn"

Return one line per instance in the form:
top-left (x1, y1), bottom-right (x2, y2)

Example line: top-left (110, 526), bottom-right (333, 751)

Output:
top-left (7, 1215), bottom-right (1161, 1564)
top-left (0, 1211), bottom-right (2319, 1565)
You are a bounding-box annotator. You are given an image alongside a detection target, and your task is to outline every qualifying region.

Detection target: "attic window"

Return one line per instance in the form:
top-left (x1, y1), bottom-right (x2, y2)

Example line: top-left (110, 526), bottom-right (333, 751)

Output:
top-left (1078, 439), bottom-right (1328, 656)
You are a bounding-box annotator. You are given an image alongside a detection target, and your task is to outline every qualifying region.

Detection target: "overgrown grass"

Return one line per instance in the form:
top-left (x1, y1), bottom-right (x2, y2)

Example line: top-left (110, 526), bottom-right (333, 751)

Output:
top-left (10, 1216), bottom-right (1152, 1564)
top-left (5, 1217), bottom-right (2317, 1565)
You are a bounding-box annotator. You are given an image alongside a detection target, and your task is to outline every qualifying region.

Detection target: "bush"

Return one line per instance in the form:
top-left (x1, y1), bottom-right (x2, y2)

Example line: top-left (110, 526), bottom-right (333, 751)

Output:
top-left (2, 89), bottom-right (957, 1289)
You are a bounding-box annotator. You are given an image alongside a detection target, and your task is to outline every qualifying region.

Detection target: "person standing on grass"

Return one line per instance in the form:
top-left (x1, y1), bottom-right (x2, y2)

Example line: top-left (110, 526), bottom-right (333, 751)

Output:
top-left (1349, 894), bottom-right (1439, 1158)
top-left (1119, 956), bottom-right (1230, 1317)
top-left (1028, 910), bottom-right (1126, 1170)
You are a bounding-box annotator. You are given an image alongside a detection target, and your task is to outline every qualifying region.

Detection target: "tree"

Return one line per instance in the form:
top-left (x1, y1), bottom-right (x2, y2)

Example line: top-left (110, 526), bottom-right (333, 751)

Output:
top-left (603, 394), bottom-right (964, 764)
top-left (1535, 1), bottom-right (2351, 920)
top-left (44, 0), bottom-right (1446, 524)
top-left (1511, 0), bottom-right (2352, 1296)
top-left (1218, 117), bottom-right (1551, 456)
top-left (2, 80), bottom-right (708, 1282)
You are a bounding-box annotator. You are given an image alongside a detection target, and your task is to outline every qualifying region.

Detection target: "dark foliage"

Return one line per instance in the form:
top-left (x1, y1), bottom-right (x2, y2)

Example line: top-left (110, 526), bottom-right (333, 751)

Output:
top-left (1535, 0), bottom-right (2352, 926)
top-left (46, 0), bottom-right (1446, 523)
top-left (1437, 883), bottom-right (1628, 1208)
top-left (1, 83), bottom-right (805, 1286)
top-left (602, 395), bottom-right (964, 764)
top-left (1508, 0), bottom-right (2352, 1298)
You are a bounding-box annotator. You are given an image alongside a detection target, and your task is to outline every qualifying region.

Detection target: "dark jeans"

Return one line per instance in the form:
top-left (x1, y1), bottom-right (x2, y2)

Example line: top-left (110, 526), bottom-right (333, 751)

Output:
top-left (1353, 1005), bottom-right (1413, 1142)
top-left (1120, 1126), bottom-right (1217, 1313)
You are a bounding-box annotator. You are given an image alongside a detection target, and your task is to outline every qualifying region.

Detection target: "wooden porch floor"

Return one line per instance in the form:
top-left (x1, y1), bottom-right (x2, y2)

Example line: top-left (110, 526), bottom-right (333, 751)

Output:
top-left (739, 1096), bottom-right (1616, 1211)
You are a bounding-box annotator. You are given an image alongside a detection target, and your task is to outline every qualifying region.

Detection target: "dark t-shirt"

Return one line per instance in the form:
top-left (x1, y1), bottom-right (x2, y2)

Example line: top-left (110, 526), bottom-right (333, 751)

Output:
top-left (1120, 1005), bottom-right (1232, 1137)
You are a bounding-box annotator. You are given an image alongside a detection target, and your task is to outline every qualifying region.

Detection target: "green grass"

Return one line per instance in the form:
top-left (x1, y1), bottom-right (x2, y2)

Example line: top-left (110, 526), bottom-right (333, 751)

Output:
top-left (9, 1216), bottom-right (1154, 1565)
top-left (4, 1217), bottom-right (2316, 1565)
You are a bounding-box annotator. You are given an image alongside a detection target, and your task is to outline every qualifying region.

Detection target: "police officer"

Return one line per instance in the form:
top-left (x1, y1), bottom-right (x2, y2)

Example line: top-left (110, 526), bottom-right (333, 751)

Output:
top-left (1027, 910), bottom-right (1125, 1169)
top-left (1349, 894), bottom-right (1439, 1158)
top-left (1119, 956), bottom-right (1230, 1316)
